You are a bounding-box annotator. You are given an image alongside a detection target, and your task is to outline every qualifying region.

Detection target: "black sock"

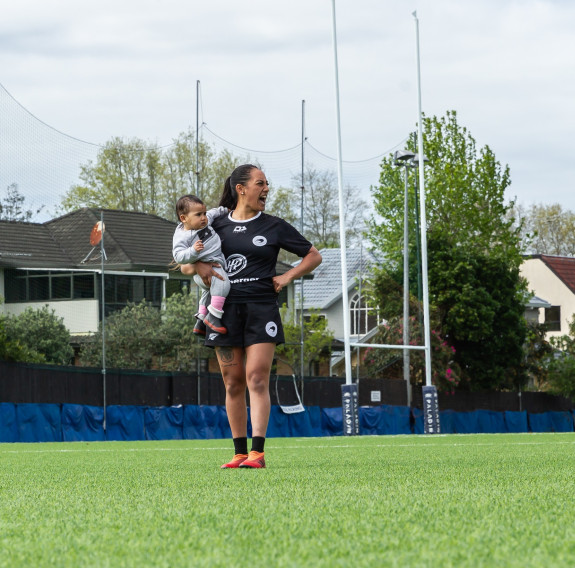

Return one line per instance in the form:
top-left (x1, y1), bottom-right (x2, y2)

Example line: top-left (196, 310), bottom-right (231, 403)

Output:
top-left (251, 436), bottom-right (265, 453)
top-left (233, 437), bottom-right (248, 455)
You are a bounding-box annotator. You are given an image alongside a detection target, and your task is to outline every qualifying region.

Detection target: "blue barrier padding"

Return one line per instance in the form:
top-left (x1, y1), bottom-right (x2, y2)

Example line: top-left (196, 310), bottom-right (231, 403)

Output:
top-left (528, 412), bottom-right (553, 432)
top-left (504, 411), bottom-right (528, 433)
top-left (267, 406), bottom-right (291, 438)
top-left (549, 411), bottom-right (574, 432)
top-left (2, 403), bottom-right (573, 442)
top-left (359, 405), bottom-right (411, 435)
top-left (145, 406), bottom-right (184, 440)
top-left (0, 403), bottom-right (17, 443)
top-left (16, 403), bottom-right (62, 443)
top-left (438, 410), bottom-right (456, 434)
top-left (106, 405), bottom-right (146, 441)
top-left (183, 405), bottom-right (230, 439)
top-left (62, 404), bottom-right (105, 442)
top-left (322, 407), bottom-right (343, 436)
top-left (411, 407), bottom-right (424, 434)
top-left (452, 410), bottom-right (480, 434)
top-left (476, 409), bottom-right (506, 434)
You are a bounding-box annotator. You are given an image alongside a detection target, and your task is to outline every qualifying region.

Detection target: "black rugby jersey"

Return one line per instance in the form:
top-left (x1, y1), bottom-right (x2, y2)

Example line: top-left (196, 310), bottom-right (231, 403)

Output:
top-left (211, 211), bottom-right (312, 302)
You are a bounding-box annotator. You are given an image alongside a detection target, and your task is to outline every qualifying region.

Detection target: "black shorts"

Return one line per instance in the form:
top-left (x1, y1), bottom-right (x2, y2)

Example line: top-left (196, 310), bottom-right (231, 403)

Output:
top-left (204, 301), bottom-right (285, 348)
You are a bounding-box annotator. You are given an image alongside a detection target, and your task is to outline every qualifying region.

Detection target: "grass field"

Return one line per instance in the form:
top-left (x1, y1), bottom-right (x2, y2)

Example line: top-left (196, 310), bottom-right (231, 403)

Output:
top-left (1, 433), bottom-right (574, 567)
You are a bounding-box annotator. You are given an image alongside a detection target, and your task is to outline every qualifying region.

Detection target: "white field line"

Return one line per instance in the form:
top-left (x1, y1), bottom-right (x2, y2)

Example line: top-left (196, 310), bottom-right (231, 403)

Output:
top-left (1, 436), bottom-right (574, 454)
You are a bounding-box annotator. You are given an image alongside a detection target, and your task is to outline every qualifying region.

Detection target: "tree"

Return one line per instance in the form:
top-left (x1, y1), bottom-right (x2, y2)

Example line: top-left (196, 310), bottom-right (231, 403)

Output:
top-left (511, 202), bottom-right (575, 256)
top-left (80, 293), bottom-right (210, 371)
top-left (275, 307), bottom-right (334, 376)
top-left (60, 133), bottom-right (244, 222)
top-left (269, 166), bottom-right (368, 250)
top-left (544, 316), bottom-right (575, 401)
top-left (0, 183), bottom-right (44, 221)
top-left (368, 110), bottom-right (529, 391)
top-left (162, 131), bottom-right (242, 221)
top-left (2, 306), bottom-right (73, 365)
top-left (0, 314), bottom-right (45, 363)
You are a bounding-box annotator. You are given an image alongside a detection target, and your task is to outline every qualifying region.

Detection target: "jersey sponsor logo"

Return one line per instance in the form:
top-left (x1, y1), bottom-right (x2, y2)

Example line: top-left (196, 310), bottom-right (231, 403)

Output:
top-left (252, 235), bottom-right (267, 247)
top-left (233, 226), bottom-right (247, 233)
top-left (226, 254), bottom-right (247, 276)
top-left (265, 322), bottom-right (278, 337)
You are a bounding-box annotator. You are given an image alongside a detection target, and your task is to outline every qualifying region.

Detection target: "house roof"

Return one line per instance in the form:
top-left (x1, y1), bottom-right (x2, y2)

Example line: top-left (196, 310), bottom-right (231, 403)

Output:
top-left (296, 247), bottom-right (379, 310)
top-left (0, 220), bottom-right (74, 268)
top-left (0, 208), bottom-right (295, 275)
top-left (530, 254), bottom-right (575, 295)
top-left (0, 208), bottom-right (179, 272)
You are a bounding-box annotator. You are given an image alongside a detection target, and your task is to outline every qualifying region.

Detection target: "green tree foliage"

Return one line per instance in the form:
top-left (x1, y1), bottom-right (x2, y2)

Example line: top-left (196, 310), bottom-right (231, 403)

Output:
top-left (545, 317), bottom-right (575, 400)
top-left (80, 293), bottom-right (209, 371)
top-left (275, 306), bottom-right (334, 376)
top-left (363, 315), bottom-right (462, 392)
top-left (511, 202), bottom-right (575, 255)
top-left (60, 132), bottom-right (244, 222)
top-left (2, 305), bottom-right (73, 364)
top-left (0, 182), bottom-right (44, 221)
top-left (0, 314), bottom-right (45, 363)
top-left (368, 110), bottom-right (529, 391)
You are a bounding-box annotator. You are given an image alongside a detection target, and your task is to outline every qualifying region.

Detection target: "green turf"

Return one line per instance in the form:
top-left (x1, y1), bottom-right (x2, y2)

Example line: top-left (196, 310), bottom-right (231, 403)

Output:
top-left (1, 433), bottom-right (574, 567)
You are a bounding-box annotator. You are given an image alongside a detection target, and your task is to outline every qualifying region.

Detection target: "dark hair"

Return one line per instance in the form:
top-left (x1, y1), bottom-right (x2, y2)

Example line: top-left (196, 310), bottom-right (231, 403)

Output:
top-left (219, 164), bottom-right (259, 209)
top-left (175, 194), bottom-right (204, 219)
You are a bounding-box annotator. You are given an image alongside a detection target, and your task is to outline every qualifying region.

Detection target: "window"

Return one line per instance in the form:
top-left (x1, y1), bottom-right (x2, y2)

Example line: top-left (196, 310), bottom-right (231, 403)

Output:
top-left (3, 270), bottom-right (95, 303)
top-left (166, 279), bottom-right (191, 297)
top-left (350, 291), bottom-right (379, 336)
top-left (103, 274), bottom-right (163, 316)
top-left (545, 306), bottom-right (561, 332)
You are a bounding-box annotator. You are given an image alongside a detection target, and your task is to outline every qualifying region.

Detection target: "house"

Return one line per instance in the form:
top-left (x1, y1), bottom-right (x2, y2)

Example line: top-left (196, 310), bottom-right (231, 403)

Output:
top-left (294, 247), bottom-right (381, 376)
top-left (521, 254), bottom-right (575, 338)
top-left (0, 208), bottom-right (293, 352)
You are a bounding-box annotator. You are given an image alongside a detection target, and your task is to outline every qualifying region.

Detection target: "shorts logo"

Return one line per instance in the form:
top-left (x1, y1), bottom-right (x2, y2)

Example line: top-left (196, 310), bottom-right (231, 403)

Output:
top-left (266, 322), bottom-right (278, 337)
top-left (253, 235), bottom-right (267, 247)
top-left (208, 333), bottom-right (218, 341)
top-left (226, 254), bottom-right (247, 276)
top-left (233, 226), bottom-right (247, 233)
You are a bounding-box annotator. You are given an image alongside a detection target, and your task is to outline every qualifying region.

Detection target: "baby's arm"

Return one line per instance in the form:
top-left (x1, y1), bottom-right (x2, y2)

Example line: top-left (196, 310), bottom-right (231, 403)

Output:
top-left (173, 229), bottom-right (201, 264)
top-left (206, 206), bottom-right (228, 225)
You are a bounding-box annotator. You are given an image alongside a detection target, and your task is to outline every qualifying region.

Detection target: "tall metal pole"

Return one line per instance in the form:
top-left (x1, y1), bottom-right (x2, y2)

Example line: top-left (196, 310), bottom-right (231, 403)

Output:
top-left (413, 11), bottom-right (432, 387)
top-left (414, 11), bottom-right (440, 433)
top-left (330, 0), bottom-right (352, 384)
top-left (100, 210), bottom-right (107, 431)
top-left (331, 0), bottom-right (358, 435)
top-left (300, 100), bottom-right (306, 384)
top-left (402, 164), bottom-right (412, 406)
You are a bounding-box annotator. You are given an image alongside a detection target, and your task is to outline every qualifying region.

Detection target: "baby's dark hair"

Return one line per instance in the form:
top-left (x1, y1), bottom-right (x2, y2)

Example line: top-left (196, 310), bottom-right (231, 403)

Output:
top-left (219, 164), bottom-right (259, 209)
top-left (175, 194), bottom-right (204, 219)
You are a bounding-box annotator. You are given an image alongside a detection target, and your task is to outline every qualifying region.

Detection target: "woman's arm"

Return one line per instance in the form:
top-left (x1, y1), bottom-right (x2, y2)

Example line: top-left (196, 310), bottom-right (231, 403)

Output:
top-left (272, 246), bottom-right (322, 294)
top-left (180, 261), bottom-right (224, 286)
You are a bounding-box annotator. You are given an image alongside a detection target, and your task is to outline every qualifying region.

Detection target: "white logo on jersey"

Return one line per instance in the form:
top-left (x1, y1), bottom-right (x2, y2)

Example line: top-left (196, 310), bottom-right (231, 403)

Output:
top-left (226, 254), bottom-right (247, 276)
top-left (233, 226), bottom-right (247, 233)
top-left (208, 333), bottom-right (218, 341)
top-left (253, 235), bottom-right (267, 247)
top-left (265, 322), bottom-right (278, 337)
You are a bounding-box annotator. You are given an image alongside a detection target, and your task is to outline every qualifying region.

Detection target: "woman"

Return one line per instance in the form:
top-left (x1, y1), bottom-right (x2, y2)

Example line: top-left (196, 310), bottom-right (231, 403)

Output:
top-left (182, 164), bottom-right (322, 469)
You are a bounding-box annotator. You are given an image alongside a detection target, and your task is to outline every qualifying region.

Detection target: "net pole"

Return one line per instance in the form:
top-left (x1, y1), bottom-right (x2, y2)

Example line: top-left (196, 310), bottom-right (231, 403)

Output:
top-left (100, 210), bottom-right (107, 431)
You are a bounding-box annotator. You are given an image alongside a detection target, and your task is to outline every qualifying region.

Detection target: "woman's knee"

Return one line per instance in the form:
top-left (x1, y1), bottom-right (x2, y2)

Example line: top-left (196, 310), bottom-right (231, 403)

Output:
top-left (247, 372), bottom-right (270, 395)
top-left (223, 375), bottom-right (246, 398)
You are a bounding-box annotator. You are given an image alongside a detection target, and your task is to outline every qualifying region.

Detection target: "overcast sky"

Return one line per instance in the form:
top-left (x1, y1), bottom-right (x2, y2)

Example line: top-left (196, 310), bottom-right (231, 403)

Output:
top-left (1, 0), bottom-right (574, 218)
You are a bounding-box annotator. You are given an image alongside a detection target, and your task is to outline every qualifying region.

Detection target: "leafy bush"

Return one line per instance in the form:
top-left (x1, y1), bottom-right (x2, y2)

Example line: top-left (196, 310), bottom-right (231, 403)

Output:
top-left (363, 315), bottom-right (462, 393)
top-left (2, 305), bottom-right (73, 365)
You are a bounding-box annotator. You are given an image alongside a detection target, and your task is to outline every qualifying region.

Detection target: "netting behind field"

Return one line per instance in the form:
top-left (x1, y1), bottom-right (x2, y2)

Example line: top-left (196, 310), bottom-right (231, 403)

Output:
top-left (1, 82), bottom-right (402, 223)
